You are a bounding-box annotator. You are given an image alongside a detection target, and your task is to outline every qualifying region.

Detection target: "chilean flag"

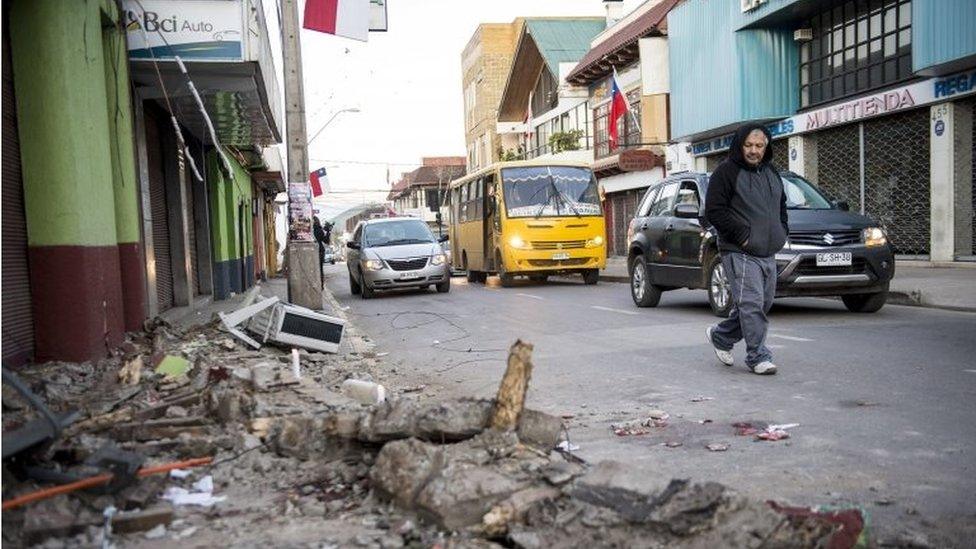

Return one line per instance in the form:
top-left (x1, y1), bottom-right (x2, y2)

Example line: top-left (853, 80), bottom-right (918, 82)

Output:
top-left (608, 72), bottom-right (629, 150)
top-left (309, 167), bottom-right (327, 197)
top-left (304, 0), bottom-right (369, 42)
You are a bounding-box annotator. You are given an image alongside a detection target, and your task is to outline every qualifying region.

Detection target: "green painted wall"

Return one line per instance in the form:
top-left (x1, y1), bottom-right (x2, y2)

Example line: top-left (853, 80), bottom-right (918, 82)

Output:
top-left (208, 149), bottom-right (253, 262)
top-left (10, 0), bottom-right (123, 247)
top-left (102, 21), bottom-right (141, 244)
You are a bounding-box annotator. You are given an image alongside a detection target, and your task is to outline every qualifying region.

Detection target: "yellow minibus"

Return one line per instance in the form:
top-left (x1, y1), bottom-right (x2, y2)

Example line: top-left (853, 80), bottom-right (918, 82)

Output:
top-left (447, 160), bottom-right (606, 286)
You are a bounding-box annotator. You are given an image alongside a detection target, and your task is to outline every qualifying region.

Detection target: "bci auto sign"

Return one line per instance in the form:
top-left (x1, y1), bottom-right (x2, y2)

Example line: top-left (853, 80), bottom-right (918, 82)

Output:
top-left (124, 0), bottom-right (244, 61)
top-left (691, 69), bottom-right (976, 156)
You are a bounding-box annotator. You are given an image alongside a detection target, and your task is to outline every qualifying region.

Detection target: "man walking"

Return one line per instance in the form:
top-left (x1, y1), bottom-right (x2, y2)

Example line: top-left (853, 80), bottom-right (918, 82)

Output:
top-left (704, 123), bottom-right (788, 375)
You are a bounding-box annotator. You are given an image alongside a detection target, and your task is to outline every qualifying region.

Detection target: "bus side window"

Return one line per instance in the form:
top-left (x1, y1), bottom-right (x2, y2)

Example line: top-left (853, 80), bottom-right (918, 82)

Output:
top-left (460, 183), bottom-right (469, 223)
top-left (466, 181), bottom-right (476, 221)
top-left (474, 178), bottom-right (484, 221)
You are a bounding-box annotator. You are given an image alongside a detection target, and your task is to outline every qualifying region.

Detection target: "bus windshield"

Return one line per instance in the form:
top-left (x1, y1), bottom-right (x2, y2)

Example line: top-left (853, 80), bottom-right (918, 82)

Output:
top-left (501, 166), bottom-right (601, 218)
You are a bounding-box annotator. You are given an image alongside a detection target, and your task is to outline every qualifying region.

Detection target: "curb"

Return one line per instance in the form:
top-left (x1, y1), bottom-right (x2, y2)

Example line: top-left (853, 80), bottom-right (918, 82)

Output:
top-left (598, 272), bottom-right (976, 313)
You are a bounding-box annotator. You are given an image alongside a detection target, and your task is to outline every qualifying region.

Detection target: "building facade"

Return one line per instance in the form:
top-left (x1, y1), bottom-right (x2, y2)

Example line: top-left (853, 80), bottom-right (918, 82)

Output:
top-left (389, 157), bottom-right (467, 233)
top-left (566, 0), bottom-right (680, 257)
top-left (1, 0), bottom-right (283, 366)
top-left (669, 0), bottom-right (975, 262)
top-left (461, 21), bottom-right (524, 172)
top-left (495, 18), bottom-right (607, 162)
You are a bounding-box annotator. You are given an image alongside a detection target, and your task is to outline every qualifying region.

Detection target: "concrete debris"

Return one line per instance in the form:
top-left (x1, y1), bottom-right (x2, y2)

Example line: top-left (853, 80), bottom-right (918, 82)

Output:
top-left (342, 378), bottom-right (388, 404)
top-left (1, 315), bottom-right (866, 548)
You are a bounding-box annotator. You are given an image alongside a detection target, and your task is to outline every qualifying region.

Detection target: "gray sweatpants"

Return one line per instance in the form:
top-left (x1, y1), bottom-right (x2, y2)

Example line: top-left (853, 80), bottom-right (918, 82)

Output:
top-left (711, 252), bottom-right (777, 367)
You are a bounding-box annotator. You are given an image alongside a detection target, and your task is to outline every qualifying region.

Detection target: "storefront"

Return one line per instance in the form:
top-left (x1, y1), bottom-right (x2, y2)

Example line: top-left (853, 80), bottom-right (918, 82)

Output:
top-left (670, 0), bottom-right (976, 262)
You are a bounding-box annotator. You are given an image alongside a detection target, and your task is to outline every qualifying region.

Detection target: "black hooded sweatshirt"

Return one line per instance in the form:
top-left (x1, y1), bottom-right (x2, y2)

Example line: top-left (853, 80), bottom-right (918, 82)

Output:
top-left (704, 123), bottom-right (789, 258)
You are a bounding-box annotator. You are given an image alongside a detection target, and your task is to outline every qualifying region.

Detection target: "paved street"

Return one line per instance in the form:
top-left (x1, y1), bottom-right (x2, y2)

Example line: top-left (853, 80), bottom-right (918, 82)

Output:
top-left (325, 263), bottom-right (976, 544)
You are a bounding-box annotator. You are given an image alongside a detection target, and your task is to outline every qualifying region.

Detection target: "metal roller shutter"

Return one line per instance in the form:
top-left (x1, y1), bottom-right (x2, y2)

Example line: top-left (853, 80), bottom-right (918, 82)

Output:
top-left (2, 28), bottom-right (34, 366)
top-left (771, 138), bottom-right (789, 170)
top-left (145, 109), bottom-right (174, 311)
top-left (184, 157), bottom-right (199, 295)
top-left (863, 108), bottom-right (930, 256)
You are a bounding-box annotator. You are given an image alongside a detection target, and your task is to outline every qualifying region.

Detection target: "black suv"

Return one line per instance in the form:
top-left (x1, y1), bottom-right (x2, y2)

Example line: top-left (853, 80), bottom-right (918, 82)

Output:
top-left (627, 171), bottom-right (895, 315)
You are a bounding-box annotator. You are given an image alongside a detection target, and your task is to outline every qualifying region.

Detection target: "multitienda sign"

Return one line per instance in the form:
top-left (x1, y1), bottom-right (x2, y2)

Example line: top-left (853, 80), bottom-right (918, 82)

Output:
top-left (691, 68), bottom-right (976, 156)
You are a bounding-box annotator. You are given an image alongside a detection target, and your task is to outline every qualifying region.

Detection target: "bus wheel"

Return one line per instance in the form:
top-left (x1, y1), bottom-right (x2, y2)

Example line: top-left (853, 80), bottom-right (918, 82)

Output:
top-left (496, 250), bottom-right (515, 287)
top-left (582, 269), bottom-right (599, 285)
top-left (463, 253), bottom-right (479, 283)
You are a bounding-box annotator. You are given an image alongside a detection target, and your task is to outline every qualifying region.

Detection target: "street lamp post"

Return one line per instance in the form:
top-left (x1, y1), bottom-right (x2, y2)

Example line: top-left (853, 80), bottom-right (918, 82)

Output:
top-left (308, 107), bottom-right (360, 146)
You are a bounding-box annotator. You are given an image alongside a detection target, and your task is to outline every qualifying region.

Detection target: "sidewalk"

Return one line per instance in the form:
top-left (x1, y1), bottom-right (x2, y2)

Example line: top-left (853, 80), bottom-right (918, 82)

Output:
top-left (599, 257), bottom-right (976, 313)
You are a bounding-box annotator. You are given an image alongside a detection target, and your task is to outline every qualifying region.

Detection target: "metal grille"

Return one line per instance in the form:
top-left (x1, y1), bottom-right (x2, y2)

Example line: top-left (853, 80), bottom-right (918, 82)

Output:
top-left (386, 257), bottom-right (428, 271)
top-left (2, 29), bottom-right (34, 366)
top-left (971, 97), bottom-right (975, 256)
top-left (527, 258), bottom-right (590, 267)
top-left (789, 229), bottom-right (861, 246)
top-left (816, 123), bottom-right (861, 208)
top-left (531, 240), bottom-right (585, 250)
top-left (864, 108), bottom-right (930, 255)
top-left (771, 138), bottom-right (789, 170)
top-left (817, 108), bottom-right (930, 256)
top-left (145, 109), bottom-right (174, 311)
top-left (610, 189), bottom-right (642, 256)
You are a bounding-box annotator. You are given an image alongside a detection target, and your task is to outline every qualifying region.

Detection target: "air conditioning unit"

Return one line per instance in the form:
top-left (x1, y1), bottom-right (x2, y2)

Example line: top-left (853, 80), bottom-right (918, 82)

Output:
top-left (794, 28), bottom-right (813, 42)
top-left (247, 302), bottom-right (346, 354)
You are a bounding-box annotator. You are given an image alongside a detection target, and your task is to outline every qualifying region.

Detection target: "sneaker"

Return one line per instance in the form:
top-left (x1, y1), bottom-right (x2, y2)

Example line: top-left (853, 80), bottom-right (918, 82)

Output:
top-left (706, 326), bottom-right (734, 366)
top-left (749, 361), bottom-right (778, 375)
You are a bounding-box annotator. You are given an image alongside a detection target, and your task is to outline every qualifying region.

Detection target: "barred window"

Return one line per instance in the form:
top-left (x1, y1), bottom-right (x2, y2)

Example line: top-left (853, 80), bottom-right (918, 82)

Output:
top-left (800, 0), bottom-right (912, 108)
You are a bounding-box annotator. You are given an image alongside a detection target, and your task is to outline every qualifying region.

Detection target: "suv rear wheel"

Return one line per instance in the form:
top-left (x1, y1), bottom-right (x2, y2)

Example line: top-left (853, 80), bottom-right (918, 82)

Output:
top-left (706, 255), bottom-right (733, 318)
top-left (842, 288), bottom-right (888, 313)
top-left (630, 255), bottom-right (661, 307)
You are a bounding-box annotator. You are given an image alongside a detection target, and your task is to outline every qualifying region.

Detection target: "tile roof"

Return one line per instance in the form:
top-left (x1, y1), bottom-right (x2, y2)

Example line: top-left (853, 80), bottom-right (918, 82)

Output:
top-left (565, 0), bottom-right (680, 86)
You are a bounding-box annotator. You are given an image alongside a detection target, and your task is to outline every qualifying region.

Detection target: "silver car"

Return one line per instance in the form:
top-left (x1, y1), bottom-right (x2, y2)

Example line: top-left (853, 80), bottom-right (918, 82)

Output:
top-left (346, 218), bottom-right (451, 299)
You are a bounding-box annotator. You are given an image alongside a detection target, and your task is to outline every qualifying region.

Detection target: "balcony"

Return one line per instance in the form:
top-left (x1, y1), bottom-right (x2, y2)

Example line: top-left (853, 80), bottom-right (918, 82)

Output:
top-left (124, 0), bottom-right (282, 147)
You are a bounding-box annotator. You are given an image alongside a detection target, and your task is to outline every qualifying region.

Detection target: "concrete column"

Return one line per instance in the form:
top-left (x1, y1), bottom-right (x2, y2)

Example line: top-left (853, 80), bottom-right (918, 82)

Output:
top-left (930, 102), bottom-right (973, 262)
top-left (788, 134), bottom-right (818, 183)
top-left (10, 0), bottom-right (126, 361)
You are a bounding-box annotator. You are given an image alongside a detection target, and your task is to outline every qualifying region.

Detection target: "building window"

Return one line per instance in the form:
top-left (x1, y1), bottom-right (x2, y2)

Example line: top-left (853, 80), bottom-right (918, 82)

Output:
top-left (800, 0), bottom-right (912, 108)
top-left (594, 89), bottom-right (642, 159)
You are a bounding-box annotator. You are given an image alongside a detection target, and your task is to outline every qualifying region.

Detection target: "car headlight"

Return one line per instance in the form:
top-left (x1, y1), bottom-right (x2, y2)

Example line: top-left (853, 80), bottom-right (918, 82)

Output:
top-left (586, 235), bottom-right (604, 248)
top-left (862, 227), bottom-right (887, 247)
top-left (431, 253), bottom-right (446, 266)
top-left (509, 235), bottom-right (529, 249)
top-left (364, 259), bottom-right (385, 271)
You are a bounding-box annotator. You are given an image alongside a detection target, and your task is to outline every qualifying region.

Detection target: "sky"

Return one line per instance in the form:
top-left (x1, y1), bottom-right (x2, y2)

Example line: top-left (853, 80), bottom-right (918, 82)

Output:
top-left (267, 0), bottom-right (644, 222)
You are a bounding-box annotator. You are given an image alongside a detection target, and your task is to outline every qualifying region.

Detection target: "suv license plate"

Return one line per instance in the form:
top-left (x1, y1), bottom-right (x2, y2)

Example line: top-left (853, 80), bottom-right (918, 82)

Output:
top-left (551, 252), bottom-right (570, 261)
top-left (816, 252), bottom-right (852, 266)
top-left (399, 271), bottom-right (421, 279)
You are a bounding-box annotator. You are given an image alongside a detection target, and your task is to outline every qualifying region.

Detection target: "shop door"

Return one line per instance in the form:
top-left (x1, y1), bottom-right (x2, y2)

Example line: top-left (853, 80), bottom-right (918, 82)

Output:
top-left (145, 108), bottom-right (174, 311)
top-left (817, 107), bottom-right (930, 256)
top-left (2, 28), bottom-right (34, 366)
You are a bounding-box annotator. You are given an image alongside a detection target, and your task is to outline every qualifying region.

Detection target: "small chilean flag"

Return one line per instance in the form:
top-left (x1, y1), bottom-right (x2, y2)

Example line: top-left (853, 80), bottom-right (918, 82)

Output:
top-left (303, 0), bottom-right (369, 42)
top-left (309, 167), bottom-right (328, 197)
top-left (608, 75), bottom-right (629, 150)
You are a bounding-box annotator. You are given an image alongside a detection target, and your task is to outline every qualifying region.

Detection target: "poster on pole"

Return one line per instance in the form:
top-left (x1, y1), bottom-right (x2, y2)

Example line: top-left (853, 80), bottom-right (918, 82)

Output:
top-left (370, 0), bottom-right (388, 31)
top-left (288, 183), bottom-right (314, 241)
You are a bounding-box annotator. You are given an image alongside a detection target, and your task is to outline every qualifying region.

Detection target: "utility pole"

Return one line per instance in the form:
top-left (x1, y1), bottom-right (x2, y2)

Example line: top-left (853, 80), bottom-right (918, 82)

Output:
top-left (281, 0), bottom-right (321, 309)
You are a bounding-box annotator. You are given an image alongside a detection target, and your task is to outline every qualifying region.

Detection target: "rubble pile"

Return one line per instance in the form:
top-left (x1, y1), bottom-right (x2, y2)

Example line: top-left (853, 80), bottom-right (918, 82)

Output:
top-left (2, 316), bottom-right (862, 547)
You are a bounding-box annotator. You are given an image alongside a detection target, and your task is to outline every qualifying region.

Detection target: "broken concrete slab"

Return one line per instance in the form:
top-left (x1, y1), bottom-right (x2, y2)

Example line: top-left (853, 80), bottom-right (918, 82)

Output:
top-left (415, 464), bottom-right (529, 531)
top-left (110, 505), bottom-right (174, 534)
top-left (569, 461), bottom-right (672, 522)
top-left (516, 408), bottom-right (563, 451)
top-left (482, 486), bottom-right (562, 536)
top-left (370, 438), bottom-right (445, 508)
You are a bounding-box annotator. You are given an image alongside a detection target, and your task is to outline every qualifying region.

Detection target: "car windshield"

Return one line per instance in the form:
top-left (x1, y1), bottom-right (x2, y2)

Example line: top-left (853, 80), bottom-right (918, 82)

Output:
top-left (781, 174), bottom-right (833, 210)
top-left (362, 220), bottom-right (435, 247)
top-left (501, 166), bottom-right (601, 218)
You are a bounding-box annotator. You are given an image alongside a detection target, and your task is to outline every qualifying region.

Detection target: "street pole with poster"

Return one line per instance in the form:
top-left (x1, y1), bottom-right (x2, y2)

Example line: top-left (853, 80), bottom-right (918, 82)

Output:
top-left (281, 0), bottom-right (320, 309)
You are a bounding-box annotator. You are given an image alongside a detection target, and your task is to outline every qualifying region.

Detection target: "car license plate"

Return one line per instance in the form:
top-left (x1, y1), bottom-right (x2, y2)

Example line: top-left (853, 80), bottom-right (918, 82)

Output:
top-left (816, 252), bottom-right (852, 266)
top-left (399, 271), bottom-right (421, 279)
top-left (551, 252), bottom-right (570, 261)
